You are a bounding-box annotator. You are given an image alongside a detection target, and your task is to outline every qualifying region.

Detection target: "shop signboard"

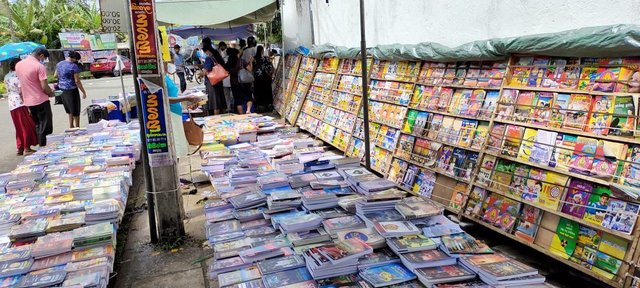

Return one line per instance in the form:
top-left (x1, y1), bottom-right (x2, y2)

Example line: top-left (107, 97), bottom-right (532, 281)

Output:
top-left (59, 32), bottom-right (117, 50)
top-left (138, 78), bottom-right (171, 167)
top-left (99, 0), bottom-right (129, 33)
top-left (129, 0), bottom-right (159, 75)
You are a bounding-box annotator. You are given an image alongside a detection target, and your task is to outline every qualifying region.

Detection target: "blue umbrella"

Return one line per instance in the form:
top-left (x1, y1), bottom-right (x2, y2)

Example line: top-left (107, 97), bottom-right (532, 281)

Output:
top-left (0, 42), bottom-right (45, 62)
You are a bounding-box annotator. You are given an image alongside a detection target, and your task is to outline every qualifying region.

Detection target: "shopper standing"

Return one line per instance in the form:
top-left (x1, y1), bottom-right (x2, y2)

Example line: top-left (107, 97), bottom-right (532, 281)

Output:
top-left (4, 58), bottom-right (37, 155)
top-left (241, 36), bottom-right (257, 64)
top-left (219, 41), bottom-right (234, 113)
top-left (55, 51), bottom-right (87, 129)
top-left (171, 44), bottom-right (187, 93)
top-left (225, 48), bottom-right (253, 114)
top-left (200, 37), bottom-right (227, 115)
top-left (253, 46), bottom-right (274, 112)
top-left (15, 47), bottom-right (54, 147)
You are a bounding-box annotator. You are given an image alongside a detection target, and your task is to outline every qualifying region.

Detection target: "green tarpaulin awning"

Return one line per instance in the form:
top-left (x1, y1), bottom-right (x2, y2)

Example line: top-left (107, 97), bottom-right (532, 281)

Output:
top-left (156, 0), bottom-right (277, 27)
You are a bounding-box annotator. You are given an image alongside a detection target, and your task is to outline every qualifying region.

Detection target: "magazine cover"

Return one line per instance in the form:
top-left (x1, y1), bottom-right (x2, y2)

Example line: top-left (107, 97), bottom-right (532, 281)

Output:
top-left (561, 179), bottom-right (593, 218)
top-left (471, 122), bottom-right (490, 150)
top-left (465, 187), bottom-right (487, 217)
top-left (359, 263), bottom-right (416, 287)
top-left (513, 91), bottom-right (537, 122)
top-left (537, 172), bottom-right (569, 210)
top-left (583, 186), bottom-right (612, 226)
top-left (479, 91), bottom-right (500, 119)
top-left (501, 125), bottom-right (524, 157)
top-left (587, 95), bottom-right (615, 135)
top-left (563, 94), bottom-right (591, 130)
top-left (609, 95), bottom-right (635, 137)
top-left (549, 93), bottom-right (570, 128)
top-left (531, 92), bottom-right (554, 126)
top-left (548, 218), bottom-right (579, 259)
top-left (514, 204), bottom-right (542, 243)
top-left (517, 128), bottom-right (538, 162)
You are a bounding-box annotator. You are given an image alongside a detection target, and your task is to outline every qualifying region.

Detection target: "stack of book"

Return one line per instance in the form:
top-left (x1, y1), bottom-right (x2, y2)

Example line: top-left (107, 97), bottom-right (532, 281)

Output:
top-left (302, 189), bottom-right (339, 210)
top-left (278, 213), bottom-right (324, 233)
top-left (460, 253), bottom-right (545, 286)
top-left (304, 239), bottom-right (373, 279)
top-left (72, 222), bottom-right (114, 249)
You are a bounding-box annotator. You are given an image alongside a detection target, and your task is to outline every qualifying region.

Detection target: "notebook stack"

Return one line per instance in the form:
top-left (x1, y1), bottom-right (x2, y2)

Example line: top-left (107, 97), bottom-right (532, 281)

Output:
top-left (258, 173), bottom-right (290, 190)
top-left (72, 222), bottom-right (114, 249)
top-left (304, 239), bottom-right (373, 279)
top-left (268, 190), bottom-right (303, 210)
top-left (301, 189), bottom-right (339, 210)
top-left (460, 254), bottom-right (545, 286)
top-left (84, 199), bottom-right (121, 225)
top-left (322, 215), bottom-right (366, 236)
top-left (278, 213), bottom-right (324, 233)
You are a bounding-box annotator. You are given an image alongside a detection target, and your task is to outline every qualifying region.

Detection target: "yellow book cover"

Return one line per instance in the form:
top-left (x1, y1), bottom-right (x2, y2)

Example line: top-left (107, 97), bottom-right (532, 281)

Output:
top-left (599, 233), bottom-right (628, 259)
top-left (537, 172), bottom-right (569, 210)
top-left (517, 128), bottom-right (538, 162)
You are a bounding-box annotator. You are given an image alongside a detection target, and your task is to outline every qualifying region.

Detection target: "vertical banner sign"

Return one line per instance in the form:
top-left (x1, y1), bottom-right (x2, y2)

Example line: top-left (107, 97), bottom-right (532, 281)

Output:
top-left (130, 0), bottom-right (159, 75)
top-left (138, 78), bottom-right (171, 167)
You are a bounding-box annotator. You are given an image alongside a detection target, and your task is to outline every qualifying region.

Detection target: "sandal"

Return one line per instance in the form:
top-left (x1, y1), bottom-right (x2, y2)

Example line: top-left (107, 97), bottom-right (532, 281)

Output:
top-left (16, 150), bottom-right (23, 156)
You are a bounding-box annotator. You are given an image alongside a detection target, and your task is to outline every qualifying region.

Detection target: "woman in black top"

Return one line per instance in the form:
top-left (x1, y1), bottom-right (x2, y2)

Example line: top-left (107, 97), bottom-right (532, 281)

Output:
top-left (200, 37), bottom-right (226, 115)
top-left (253, 46), bottom-right (274, 112)
top-left (224, 48), bottom-right (253, 114)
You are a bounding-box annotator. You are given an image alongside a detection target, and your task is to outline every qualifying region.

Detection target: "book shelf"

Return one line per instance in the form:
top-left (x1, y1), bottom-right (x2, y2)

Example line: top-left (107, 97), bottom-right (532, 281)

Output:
top-left (275, 54), bottom-right (302, 117)
top-left (284, 52), bottom-right (640, 287)
top-left (284, 56), bottom-right (318, 124)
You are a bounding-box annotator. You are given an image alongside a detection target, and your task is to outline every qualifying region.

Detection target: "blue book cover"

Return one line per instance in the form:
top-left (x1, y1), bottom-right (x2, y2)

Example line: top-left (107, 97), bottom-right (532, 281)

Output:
top-left (359, 263), bottom-right (416, 287)
top-left (262, 267), bottom-right (313, 288)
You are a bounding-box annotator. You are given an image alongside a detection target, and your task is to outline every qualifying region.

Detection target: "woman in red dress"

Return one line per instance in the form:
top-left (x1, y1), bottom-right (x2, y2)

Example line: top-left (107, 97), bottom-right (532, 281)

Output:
top-left (4, 58), bottom-right (38, 155)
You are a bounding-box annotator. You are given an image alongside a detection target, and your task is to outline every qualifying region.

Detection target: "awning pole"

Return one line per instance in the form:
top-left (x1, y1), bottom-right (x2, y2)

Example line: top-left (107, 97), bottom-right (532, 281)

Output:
top-left (359, 0), bottom-right (371, 170)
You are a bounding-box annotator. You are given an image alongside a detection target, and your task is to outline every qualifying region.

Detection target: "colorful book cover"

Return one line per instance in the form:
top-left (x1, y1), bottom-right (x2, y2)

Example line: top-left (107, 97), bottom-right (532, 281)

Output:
top-left (496, 89), bottom-right (519, 121)
top-left (514, 204), bottom-right (542, 243)
top-left (583, 186), bottom-right (612, 226)
top-left (508, 164), bottom-right (530, 199)
top-left (448, 90), bottom-right (466, 115)
top-left (428, 114), bottom-right (444, 140)
top-left (622, 145), bottom-right (640, 188)
top-left (479, 91), bottom-right (500, 119)
top-left (412, 169), bottom-right (436, 198)
top-left (482, 193), bottom-right (521, 232)
top-left (460, 152), bottom-right (478, 181)
top-left (561, 179), bottom-right (593, 218)
top-left (594, 251), bottom-right (622, 275)
top-left (587, 95), bottom-right (615, 135)
top-left (563, 94), bottom-right (591, 131)
top-left (517, 128), bottom-right (538, 162)
top-left (449, 182), bottom-right (468, 211)
top-left (501, 125), bottom-right (524, 157)
top-left (569, 136), bottom-right (598, 175)
top-left (609, 95), bottom-right (636, 137)
top-left (530, 130), bottom-right (558, 166)
top-left (591, 140), bottom-right (626, 179)
top-left (487, 124), bottom-right (506, 153)
top-left (396, 134), bottom-right (415, 160)
top-left (476, 155), bottom-right (496, 187)
top-left (410, 86), bottom-right (425, 108)
top-left (602, 200), bottom-right (639, 235)
top-left (436, 146), bottom-right (454, 172)
top-left (437, 116), bottom-right (455, 143)
top-left (537, 172), bottom-right (568, 210)
top-left (471, 121), bottom-right (490, 150)
top-left (403, 165), bottom-right (419, 190)
top-left (549, 93), bottom-right (570, 128)
top-left (449, 119), bottom-right (464, 144)
top-left (578, 67), bottom-right (599, 91)
top-left (531, 92), bottom-right (554, 126)
top-left (491, 159), bottom-right (515, 191)
top-left (467, 90), bottom-right (485, 117)
top-left (403, 110), bottom-right (418, 134)
top-left (437, 88), bottom-right (454, 112)
top-left (513, 91), bottom-right (537, 122)
top-left (549, 218), bottom-right (579, 259)
top-left (458, 119), bottom-right (478, 148)
top-left (553, 134), bottom-right (577, 171)
top-left (577, 226), bottom-right (602, 248)
top-left (522, 169), bottom-right (545, 202)
top-left (359, 263), bottom-right (416, 286)
top-left (448, 148), bottom-right (467, 177)
top-left (599, 233), bottom-right (628, 260)
top-left (414, 112), bottom-right (430, 137)
top-left (465, 187), bottom-right (488, 217)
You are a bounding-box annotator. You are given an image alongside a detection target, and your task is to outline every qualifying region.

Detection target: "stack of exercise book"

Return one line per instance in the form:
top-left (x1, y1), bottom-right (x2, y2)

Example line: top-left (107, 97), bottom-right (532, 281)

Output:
top-left (199, 114), bottom-right (548, 288)
top-left (0, 121), bottom-right (139, 287)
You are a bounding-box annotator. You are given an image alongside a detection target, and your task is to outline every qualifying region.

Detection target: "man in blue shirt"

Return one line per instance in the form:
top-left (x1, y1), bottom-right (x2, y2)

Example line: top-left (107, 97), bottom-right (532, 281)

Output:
top-left (171, 44), bottom-right (186, 92)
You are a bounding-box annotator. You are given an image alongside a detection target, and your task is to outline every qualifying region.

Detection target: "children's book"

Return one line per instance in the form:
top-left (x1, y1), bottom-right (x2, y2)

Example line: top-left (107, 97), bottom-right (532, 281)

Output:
top-left (553, 134), bottom-right (577, 171)
top-left (513, 91), bottom-right (537, 122)
top-left (517, 128), bottom-right (538, 162)
top-left (414, 112), bottom-right (430, 137)
top-left (412, 169), bottom-right (437, 198)
top-left (458, 119), bottom-right (478, 148)
top-left (448, 182), bottom-right (468, 211)
top-left (448, 148), bottom-right (467, 177)
top-left (591, 140), bottom-right (626, 180)
top-left (359, 263), bottom-right (416, 288)
top-left (508, 164), bottom-right (530, 199)
top-left (465, 187), bottom-right (488, 217)
top-left (501, 125), bottom-right (524, 157)
top-left (529, 130), bottom-right (557, 166)
top-left (476, 155), bottom-right (496, 187)
top-left (403, 110), bottom-right (418, 134)
top-left (496, 90), bottom-right (519, 121)
top-left (428, 114), bottom-right (444, 140)
top-left (599, 233), bottom-right (628, 260)
top-left (587, 95), bottom-right (615, 135)
top-left (522, 169), bottom-right (545, 203)
top-left (487, 124), bottom-right (506, 153)
top-left (509, 57), bottom-right (533, 86)
top-left (583, 186), bottom-right (612, 226)
top-left (563, 94), bottom-right (591, 131)
top-left (460, 152), bottom-right (478, 181)
top-left (437, 88), bottom-right (454, 112)
top-left (549, 218), bottom-right (579, 259)
top-left (437, 117), bottom-right (455, 143)
top-left (549, 93), bottom-right (570, 128)
top-left (466, 90), bottom-right (485, 117)
top-left (479, 91), bottom-right (499, 119)
top-left (481, 193), bottom-right (521, 232)
top-left (569, 137), bottom-right (598, 175)
top-left (578, 67), bottom-right (599, 91)
top-left (514, 204), bottom-right (543, 243)
top-left (436, 146), bottom-right (454, 172)
top-left (602, 199), bottom-right (639, 235)
top-left (609, 95), bottom-right (636, 137)
top-left (537, 172), bottom-right (569, 210)
top-left (491, 159), bottom-right (515, 191)
top-left (561, 179), bottom-right (593, 218)
top-left (471, 121), bottom-right (490, 150)
top-left (396, 134), bottom-right (415, 160)
top-left (577, 226), bottom-right (602, 248)
top-left (531, 92), bottom-right (554, 125)
top-left (594, 251), bottom-right (622, 275)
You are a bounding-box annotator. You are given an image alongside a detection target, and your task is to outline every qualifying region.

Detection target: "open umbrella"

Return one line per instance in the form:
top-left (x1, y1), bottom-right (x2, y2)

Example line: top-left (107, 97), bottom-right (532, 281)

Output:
top-left (0, 42), bottom-right (44, 62)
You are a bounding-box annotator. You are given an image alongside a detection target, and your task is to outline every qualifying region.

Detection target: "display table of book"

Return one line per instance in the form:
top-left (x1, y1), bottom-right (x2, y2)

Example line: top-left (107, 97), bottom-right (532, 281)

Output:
top-left (200, 114), bottom-right (549, 288)
top-left (0, 120), bottom-right (140, 287)
top-left (274, 53), bottom-right (640, 287)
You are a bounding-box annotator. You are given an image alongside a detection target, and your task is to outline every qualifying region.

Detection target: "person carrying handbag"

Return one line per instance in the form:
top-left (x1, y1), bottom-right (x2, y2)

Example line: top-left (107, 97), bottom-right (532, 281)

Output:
top-left (200, 42), bottom-right (227, 115)
top-left (224, 48), bottom-right (254, 114)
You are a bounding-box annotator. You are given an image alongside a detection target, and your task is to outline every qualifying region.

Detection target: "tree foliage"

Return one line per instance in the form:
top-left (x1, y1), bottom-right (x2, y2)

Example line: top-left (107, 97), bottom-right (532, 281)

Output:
top-left (255, 11), bottom-right (282, 46)
top-left (0, 0), bottom-right (101, 48)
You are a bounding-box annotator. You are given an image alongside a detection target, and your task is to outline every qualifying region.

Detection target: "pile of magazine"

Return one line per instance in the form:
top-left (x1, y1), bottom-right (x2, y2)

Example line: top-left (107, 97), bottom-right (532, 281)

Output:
top-left (199, 115), bottom-right (548, 288)
top-left (0, 121), bottom-right (139, 287)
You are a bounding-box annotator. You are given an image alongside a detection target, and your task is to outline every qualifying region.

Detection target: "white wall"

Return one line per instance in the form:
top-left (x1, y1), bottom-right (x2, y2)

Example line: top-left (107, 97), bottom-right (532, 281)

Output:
top-left (305, 0), bottom-right (640, 48)
top-left (282, 0), bottom-right (314, 51)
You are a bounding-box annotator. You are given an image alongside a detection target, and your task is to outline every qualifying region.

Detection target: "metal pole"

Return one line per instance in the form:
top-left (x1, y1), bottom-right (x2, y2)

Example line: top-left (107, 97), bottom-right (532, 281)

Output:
top-left (126, 0), bottom-right (158, 243)
top-left (359, 0), bottom-right (371, 170)
top-left (116, 46), bottom-right (131, 123)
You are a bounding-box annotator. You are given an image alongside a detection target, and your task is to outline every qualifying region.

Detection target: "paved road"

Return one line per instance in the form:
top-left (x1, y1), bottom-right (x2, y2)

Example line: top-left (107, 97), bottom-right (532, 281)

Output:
top-left (0, 75), bottom-right (138, 173)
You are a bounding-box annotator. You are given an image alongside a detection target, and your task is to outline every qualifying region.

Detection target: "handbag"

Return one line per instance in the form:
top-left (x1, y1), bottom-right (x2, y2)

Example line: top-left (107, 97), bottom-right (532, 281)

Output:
top-left (182, 111), bottom-right (203, 154)
top-left (238, 68), bottom-right (254, 84)
top-left (206, 62), bottom-right (229, 86)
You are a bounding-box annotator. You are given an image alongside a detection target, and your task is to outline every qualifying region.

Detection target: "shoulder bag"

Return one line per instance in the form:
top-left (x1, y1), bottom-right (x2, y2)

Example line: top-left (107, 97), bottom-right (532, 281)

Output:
top-left (206, 59), bottom-right (229, 86)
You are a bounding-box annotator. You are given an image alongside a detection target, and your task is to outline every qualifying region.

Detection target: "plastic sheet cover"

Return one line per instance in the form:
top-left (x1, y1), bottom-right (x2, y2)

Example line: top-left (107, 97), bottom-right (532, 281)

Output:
top-left (304, 24), bottom-right (640, 62)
